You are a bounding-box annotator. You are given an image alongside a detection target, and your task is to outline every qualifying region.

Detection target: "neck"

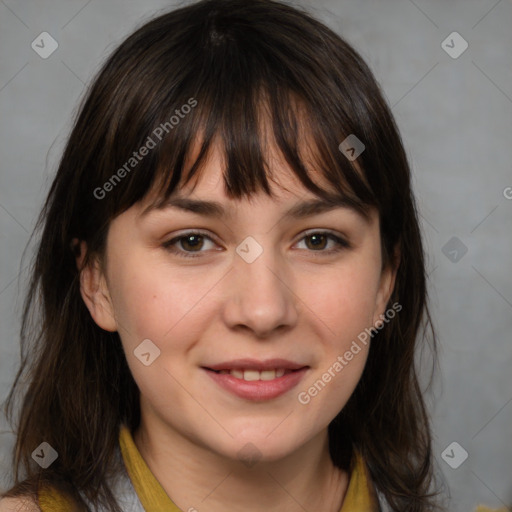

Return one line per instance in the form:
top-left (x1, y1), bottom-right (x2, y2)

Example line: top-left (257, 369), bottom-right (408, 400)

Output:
top-left (133, 412), bottom-right (349, 512)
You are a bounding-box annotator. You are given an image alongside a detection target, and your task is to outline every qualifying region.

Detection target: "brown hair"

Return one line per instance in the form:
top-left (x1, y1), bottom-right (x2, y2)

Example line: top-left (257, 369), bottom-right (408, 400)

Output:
top-left (2, 0), bottom-right (442, 510)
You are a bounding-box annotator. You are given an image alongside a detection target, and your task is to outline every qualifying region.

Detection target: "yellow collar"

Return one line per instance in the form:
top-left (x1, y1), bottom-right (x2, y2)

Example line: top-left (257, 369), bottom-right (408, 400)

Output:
top-left (119, 423), bottom-right (378, 511)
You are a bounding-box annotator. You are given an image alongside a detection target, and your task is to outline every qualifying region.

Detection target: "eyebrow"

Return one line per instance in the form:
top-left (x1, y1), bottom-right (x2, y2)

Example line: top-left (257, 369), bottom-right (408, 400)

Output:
top-left (140, 195), bottom-right (371, 222)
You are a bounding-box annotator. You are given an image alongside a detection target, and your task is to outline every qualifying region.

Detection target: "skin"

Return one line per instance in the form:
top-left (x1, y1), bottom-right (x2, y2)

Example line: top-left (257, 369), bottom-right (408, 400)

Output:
top-left (77, 142), bottom-right (398, 512)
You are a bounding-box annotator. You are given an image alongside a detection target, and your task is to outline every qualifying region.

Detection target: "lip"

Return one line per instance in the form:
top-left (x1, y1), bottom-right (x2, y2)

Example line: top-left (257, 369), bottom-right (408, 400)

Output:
top-left (205, 358), bottom-right (306, 371)
top-left (202, 360), bottom-right (309, 401)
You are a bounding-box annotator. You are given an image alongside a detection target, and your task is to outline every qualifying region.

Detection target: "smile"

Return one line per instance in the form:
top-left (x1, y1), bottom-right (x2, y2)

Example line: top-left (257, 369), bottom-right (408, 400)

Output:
top-left (203, 361), bottom-right (309, 401)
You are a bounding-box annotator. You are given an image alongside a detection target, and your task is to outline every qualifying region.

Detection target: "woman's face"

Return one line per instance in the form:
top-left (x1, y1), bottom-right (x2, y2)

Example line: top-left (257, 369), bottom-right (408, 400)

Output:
top-left (81, 142), bottom-right (397, 463)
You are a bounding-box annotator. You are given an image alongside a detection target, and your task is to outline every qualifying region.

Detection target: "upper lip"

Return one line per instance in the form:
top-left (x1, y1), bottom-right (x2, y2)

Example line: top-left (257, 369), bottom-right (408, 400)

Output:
top-left (204, 358), bottom-right (308, 371)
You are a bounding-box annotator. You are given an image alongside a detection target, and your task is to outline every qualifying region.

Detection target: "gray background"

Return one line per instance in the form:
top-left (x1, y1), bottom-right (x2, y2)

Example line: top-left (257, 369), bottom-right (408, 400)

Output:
top-left (1, 0), bottom-right (511, 510)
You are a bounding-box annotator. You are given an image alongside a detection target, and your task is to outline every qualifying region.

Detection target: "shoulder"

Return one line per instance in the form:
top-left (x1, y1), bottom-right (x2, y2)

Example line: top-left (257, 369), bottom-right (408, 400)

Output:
top-left (0, 481), bottom-right (77, 512)
top-left (0, 496), bottom-right (41, 512)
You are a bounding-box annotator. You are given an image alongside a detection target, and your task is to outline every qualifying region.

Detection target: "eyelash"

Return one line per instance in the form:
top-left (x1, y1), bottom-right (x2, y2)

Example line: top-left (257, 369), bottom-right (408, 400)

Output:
top-left (162, 230), bottom-right (350, 259)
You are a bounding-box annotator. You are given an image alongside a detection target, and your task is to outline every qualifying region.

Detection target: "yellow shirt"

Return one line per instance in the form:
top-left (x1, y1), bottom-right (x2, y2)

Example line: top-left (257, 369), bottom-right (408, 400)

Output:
top-left (38, 423), bottom-right (378, 511)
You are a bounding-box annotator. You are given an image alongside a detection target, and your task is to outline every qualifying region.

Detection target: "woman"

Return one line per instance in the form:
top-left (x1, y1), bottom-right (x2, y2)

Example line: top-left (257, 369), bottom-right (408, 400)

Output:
top-left (1, 0), bottom-right (441, 510)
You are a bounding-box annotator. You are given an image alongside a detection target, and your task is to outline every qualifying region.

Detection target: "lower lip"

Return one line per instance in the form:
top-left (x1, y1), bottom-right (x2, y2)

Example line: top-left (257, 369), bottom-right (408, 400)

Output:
top-left (204, 368), bottom-right (308, 401)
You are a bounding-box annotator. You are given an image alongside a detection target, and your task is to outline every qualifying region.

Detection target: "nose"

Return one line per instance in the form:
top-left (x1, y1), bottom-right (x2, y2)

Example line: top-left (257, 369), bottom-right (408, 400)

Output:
top-left (221, 244), bottom-right (299, 338)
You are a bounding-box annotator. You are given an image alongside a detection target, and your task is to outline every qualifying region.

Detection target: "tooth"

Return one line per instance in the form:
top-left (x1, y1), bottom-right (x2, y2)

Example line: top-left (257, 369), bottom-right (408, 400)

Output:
top-left (260, 370), bottom-right (276, 381)
top-left (226, 369), bottom-right (288, 380)
top-left (243, 370), bottom-right (260, 381)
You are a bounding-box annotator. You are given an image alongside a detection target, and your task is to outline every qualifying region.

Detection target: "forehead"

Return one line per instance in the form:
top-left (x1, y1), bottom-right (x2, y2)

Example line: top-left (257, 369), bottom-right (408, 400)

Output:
top-left (137, 141), bottom-right (375, 226)
top-left (149, 132), bottom-right (344, 197)
top-left (186, 142), bottom-right (331, 198)
top-left (133, 84), bottom-right (378, 222)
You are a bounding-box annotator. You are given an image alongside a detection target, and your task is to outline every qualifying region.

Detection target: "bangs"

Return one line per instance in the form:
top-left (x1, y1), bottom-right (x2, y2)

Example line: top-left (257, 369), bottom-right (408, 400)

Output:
top-left (85, 0), bottom-right (387, 230)
top-left (142, 83), bottom-right (376, 222)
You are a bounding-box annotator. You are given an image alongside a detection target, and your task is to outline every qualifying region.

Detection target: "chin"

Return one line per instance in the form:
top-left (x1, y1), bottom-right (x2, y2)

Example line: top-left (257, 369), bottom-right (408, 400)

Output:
top-left (216, 426), bottom-right (311, 465)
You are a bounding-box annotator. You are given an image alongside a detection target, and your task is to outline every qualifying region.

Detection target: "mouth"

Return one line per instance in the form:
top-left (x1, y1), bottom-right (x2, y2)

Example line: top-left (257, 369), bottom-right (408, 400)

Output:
top-left (202, 359), bottom-right (309, 401)
top-left (205, 368), bottom-right (303, 381)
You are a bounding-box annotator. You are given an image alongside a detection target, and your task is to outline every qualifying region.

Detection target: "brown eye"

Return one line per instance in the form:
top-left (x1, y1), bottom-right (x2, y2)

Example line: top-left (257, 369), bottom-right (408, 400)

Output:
top-left (162, 232), bottom-right (217, 258)
top-left (304, 234), bottom-right (328, 250)
top-left (180, 234), bottom-right (205, 252)
top-left (297, 231), bottom-right (350, 254)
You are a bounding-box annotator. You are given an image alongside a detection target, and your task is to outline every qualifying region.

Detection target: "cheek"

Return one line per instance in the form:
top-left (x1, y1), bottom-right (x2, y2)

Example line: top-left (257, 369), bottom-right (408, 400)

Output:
top-left (107, 248), bottom-right (216, 351)
top-left (297, 338), bottom-right (370, 428)
top-left (106, 253), bottom-right (197, 407)
top-left (301, 260), bottom-right (381, 345)
top-left (109, 268), bottom-right (162, 340)
top-left (294, 258), bottom-right (379, 413)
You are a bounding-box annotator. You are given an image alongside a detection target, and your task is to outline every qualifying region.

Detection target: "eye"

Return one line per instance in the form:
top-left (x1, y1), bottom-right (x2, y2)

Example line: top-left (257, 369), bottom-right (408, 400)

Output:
top-left (162, 231), bottom-right (217, 258)
top-left (295, 231), bottom-right (350, 254)
top-left (162, 230), bottom-right (350, 259)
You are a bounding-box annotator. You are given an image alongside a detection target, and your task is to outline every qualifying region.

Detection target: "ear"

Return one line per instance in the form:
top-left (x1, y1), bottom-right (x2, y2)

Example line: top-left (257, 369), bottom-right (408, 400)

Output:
top-left (372, 243), bottom-right (401, 325)
top-left (72, 239), bottom-right (118, 332)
